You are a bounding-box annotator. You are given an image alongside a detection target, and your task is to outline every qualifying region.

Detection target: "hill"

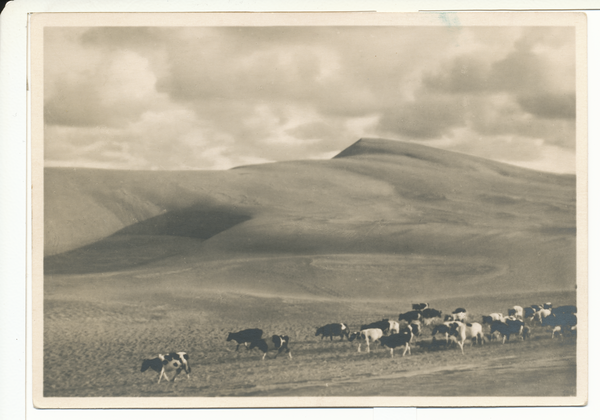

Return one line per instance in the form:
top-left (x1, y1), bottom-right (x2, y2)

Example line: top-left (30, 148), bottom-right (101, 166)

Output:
top-left (43, 138), bottom-right (576, 300)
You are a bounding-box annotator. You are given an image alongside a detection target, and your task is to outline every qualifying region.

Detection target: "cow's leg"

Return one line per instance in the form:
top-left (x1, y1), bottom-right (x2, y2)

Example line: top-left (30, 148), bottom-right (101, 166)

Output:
top-left (390, 348), bottom-right (394, 358)
top-left (262, 352), bottom-right (267, 361)
top-left (158, 368), bottom-right (170, 384)
top-left (403, 344), bottom-right (410, 356)
top-left (235, 343), bottom-right (241, 351)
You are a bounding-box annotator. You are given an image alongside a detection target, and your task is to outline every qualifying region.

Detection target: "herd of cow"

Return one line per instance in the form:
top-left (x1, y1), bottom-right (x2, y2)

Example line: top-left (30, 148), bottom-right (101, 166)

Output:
top-left (141, 302), bottom-right (577, 383)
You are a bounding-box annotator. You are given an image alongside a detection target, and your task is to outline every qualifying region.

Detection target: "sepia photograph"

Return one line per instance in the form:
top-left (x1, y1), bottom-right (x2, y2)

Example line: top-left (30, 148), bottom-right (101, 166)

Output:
top-left (29, 11), bottom-right (587, 408)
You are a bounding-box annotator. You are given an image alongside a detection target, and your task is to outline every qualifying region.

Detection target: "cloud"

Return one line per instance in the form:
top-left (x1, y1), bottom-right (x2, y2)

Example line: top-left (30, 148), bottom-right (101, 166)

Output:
top-left (517, 92), bottom-right (576, 119)
top-left (43, 25), bottom-right (577, 174)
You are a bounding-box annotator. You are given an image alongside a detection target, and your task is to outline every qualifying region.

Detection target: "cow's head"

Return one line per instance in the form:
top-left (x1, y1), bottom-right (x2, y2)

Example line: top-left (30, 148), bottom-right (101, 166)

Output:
top-left (226, 333), bottom-right (234, 342)
top-left (348, 332), bottom-right (361, 342)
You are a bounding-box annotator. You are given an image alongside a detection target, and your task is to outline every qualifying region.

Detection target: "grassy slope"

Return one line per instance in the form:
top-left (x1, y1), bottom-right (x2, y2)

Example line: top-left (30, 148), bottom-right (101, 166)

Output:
top-left (44, 138), bottom-right (576, 301)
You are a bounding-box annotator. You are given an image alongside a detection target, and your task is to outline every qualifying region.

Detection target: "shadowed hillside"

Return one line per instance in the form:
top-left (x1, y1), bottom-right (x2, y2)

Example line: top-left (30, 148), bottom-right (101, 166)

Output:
top-left (44, 138), bottom-right (576, 299)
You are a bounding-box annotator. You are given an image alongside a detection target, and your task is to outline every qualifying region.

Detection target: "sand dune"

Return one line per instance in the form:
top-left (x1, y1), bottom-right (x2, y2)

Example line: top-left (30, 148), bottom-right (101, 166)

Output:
top-left (44, 138), bottom-right (576, 298)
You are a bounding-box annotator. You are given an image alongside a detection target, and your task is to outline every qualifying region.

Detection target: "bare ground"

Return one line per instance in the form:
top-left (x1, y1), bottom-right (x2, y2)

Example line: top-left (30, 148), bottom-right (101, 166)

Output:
top-left (43, 285), bottom-right (577, 399)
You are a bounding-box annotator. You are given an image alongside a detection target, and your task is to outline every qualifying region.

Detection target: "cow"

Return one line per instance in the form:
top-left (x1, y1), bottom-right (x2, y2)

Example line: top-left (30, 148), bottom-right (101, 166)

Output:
top-left (408, 320), bottom-right (422, 343)
top-left (523, 307), bottom-right (537, 321)
top-left (533, 309), bottom-right (552, 326)
top-left (379, 328), bottom-right (414, 358)
top-left (388, 320), bottom-right (401, 335)
top-left (361, 319), bottom-right (392, 335)
top-left (482, 313), bottom-right (504, 325)
top-left (227, 328), bottom-right (263, 351)
top-left (451, 308), bottom-right (467, 321)
top-left (349, 328), bottom-right (384, 353)
top-left (552, 305), bottom-right (577, 315)
top-left (421, 308), bottom-right (443, 325)
top-left (490, 319), bottom-right (524, 344)
top-left (248, 335), bottom-right (292, 360)
top-left (141, 352), bottom-right (191, 384)
top-left (508, 306), bottom-right (524, 320)
top-left (431, 322), bottom-right (455, 344)
top-left (315, 323), bottom-right (350, 341)
top-left (398, 310), bottom-right (422, 323)
top-left (412, 303), bottom-right (429, 311)
top-left (448, 322), bottom-right (484, 354)
top-left (542, 313), bottom-right (577, 339)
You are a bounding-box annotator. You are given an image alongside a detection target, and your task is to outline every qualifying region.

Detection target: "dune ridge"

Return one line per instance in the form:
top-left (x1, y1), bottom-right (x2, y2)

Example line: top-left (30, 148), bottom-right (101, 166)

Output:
top-left (44, 138), bottom-right (576, 299)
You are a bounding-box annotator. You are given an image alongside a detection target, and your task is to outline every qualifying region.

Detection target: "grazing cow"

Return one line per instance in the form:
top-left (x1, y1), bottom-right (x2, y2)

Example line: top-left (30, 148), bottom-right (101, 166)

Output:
top-left (451, 308), bottom-right (467, 321)
top-left (361, 319), bottom-right (392, 335)
top-left (421, 308), bottom-right (443, 325)
top-left (490, 319), bottom-right (524, 344)
top-left (248, 335), bottom-right (292, 360)
top-left (315, 323), bottom-right (349, 341)
top-left (349, 328), bottom-right (384, 353)
top-left (227, 328), bottom-right (263, 351)
top-left (398, 310), bottom-right (422, 323)
top-left (141, 352), bottom-right (191, 384)
top-left (482, 313), bottom-right (504, 325)
top-left (412, 303), bottom-right (429, 311)
top-left (508, 306), bottom-right (524, 320)
top-left (379, 328), bottom-right (413, 358)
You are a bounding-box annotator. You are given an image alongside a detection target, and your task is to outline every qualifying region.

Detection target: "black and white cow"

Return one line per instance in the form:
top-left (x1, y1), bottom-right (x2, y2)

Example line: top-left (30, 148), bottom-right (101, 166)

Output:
top-left (248, 335), bottom-right (292, 360)
top-left (552, 305), bottom-right (577, 315)
top-left (141, 352), bottom-right (191, 384)
top-left (523, 307), bottom-right (537, 321)
top-left (490, 319), bottom-right (524, 344)
top-left (431, 322), bottom-right (455, 344)
top-left (420, 308), bottom-right (443, 325)
top-left (398, 310), bottom-right (422, 323)
top-left (482, 313), bottom-right (504, 325)
top-left (508, 306), bottom-right (524, 320)
top-left (349, 328), bottom-right (384, 353)
top-left (315, 323), bottom-right (350, 341)
top-left (533, 309), bottom-right (552, 326)
top-left (379, 327), bottom-right (414, 358)
top-left (412, 303), bottom-right (429, 311)
top-left (451, 308), bottom-right (467, 321)
top-left (361, 319), bottom-right (392, 335)
top-left (448, 322), bottom-right (484, 354)
top-left (542, 312), bottom-right (577, 339)
top-left (226, 328), bottom-right (263, 351)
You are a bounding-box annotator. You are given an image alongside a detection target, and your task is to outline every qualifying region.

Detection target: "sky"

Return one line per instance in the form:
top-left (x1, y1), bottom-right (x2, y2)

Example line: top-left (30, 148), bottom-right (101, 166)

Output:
top-left (44, 25), bottom-right (577, 173)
